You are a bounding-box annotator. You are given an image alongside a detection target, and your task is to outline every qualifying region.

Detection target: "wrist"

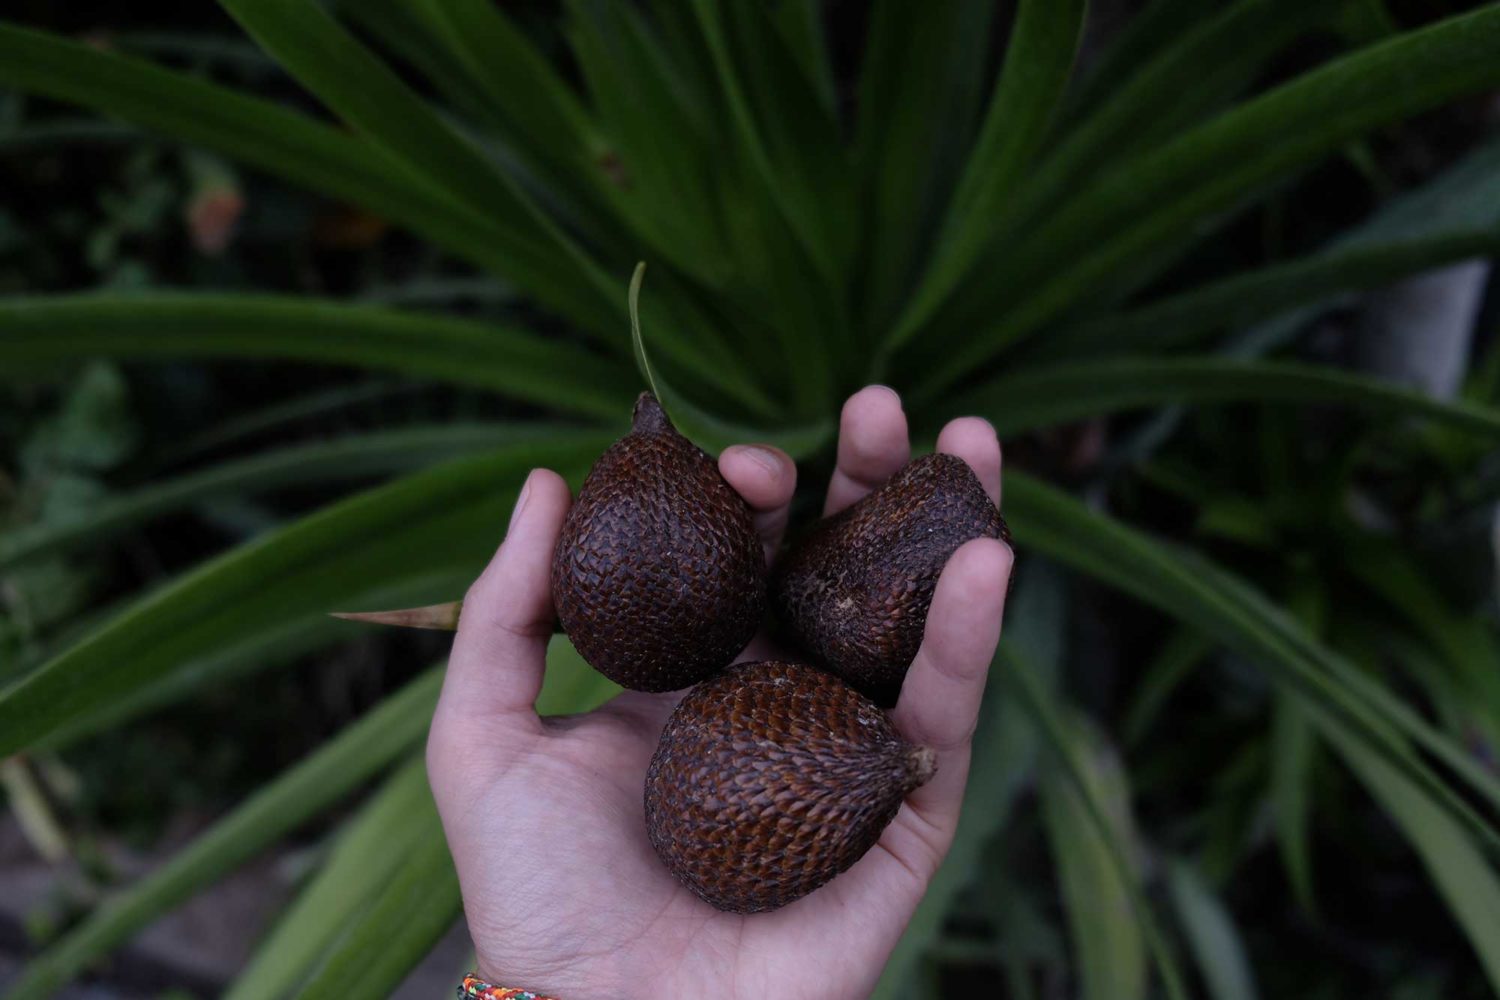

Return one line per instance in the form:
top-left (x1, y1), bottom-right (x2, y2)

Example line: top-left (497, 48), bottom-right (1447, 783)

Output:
top-left (460, 972), bottom-right (561, 1000)
top-left (471, 960), bottom-right (645, 1000)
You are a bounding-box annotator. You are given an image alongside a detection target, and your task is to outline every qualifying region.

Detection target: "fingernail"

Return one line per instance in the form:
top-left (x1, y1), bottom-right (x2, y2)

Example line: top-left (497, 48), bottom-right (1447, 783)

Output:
top-left (507, 471), bottom-right (535, 533)
top-left (869, 384), bottom-right (902, 407)
top-left (739, 445), bottom-right (783, 477)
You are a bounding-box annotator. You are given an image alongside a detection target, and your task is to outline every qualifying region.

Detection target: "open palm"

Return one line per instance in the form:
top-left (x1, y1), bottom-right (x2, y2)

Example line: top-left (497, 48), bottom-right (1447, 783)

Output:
top-left (426, 387), bottom-right (1013, 999)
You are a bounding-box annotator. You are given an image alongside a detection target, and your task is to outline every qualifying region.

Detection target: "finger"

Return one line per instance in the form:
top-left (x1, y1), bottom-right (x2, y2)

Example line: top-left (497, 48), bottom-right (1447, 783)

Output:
top-left (936, 416), bottom-right (1002, 506)
top-left (719, 444), bottom-right (797, 564)
top-left (824, 385), bottom-right (910, 515)
top-left (890, 536), bottom-right (1013, 830)
top-left (437, 468), bottom-right (571, 731)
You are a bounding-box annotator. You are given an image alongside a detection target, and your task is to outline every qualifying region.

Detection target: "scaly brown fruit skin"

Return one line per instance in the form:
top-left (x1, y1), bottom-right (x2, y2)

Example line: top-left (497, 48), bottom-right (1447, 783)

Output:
top-left (772, 453), bottom-right (1008, 706)
top-left (645, 660), bottom-right (936, 914)
top-left (552, 393), bottom-right (765, 692)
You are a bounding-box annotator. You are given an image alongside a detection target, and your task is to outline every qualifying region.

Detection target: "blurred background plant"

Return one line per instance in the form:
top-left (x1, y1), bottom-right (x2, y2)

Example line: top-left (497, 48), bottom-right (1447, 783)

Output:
top-left (1, 0), bottom-right (1499, 997)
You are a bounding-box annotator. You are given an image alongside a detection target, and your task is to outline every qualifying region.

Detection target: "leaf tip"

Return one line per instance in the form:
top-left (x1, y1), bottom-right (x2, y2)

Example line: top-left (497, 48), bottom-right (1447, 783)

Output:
top-left (330, 600), bottom-right (463, 632)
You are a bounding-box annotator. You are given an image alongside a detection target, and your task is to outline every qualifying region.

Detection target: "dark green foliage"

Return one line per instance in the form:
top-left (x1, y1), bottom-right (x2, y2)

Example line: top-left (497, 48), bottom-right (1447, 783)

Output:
top-left (1, 2), bottom-right (1499, 996)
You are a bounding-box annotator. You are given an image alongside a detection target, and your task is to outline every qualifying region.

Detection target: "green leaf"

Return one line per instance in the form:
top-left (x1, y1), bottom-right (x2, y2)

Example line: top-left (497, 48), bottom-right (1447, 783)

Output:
top-left (1165, 860), bottom-right (1260, 1000)
top-left (0, 668), bottom-right (442, 1000)
top-left (1343, 135), bottom-right (1500, 243)
top-left (0, 438), bottom-right (607, 757)
top-left (296, 802), bottom-right (460, 1000)
top-left (1123, 629), bottom-right (1212, 747)
top-left (852, 0), bottom-right (996, 332)
top-left (1190, 553), bottom-right (1500, 845)
top-left (536, 634), bottom-right (622, 717)
top-left (899, 0), bottom-right (1334, 356)
top-left (767, 0), bottom-right (837, 116)
top-left (1, 425), bottom-right (605, 568)
top-left (0, 294), bottom-right (638, 421)
top-left (1325, 713), bottom-right (1500, 992)
top-left (889, 0), bottom-right (1087, 347)
top-left (39, 574), bottom-right (455, 752)
top-left (198, 640), bottom-right (611, 1000)
top-left (1192, 134), bottom-right (1500, 364)
top-left (689, 0), bottom-right (851, 286)
top-left (913, 4), bottom-right (1500, 397)
top-left (1009, 649), bottom-right (1188, 1000)
top-left (332, 1), bottom-right (506, 129)
top-left (1032, 0), bottom-right (1332, 231)
top-left (1045, 230), bottom-right (1500, 357)
top-left (0, 23), bottom-right (556, 313)
top-left (335, 0), bottom-right (634, 277)
top-left (628, 263), bottom-right (832, 457)
top-left (565, 12), bottom-right (819, 417)
top-left (687, 1), bottom-right (849, 405)
top-left (217, 0), bottom-right (623, 338)
top-left (872, 559), bottom-right (1068, 997)
top-left (1037, 708), bottom-right (1150, 1000)
top-left (1061, 0), bottom-right (1222, 120)
top-left (1002, 471), bottom-right (1500, 854)
top-left (224, 757), bottom-right (437, 1000)
top-left (396, 0), bottom-right (607, 198)
top-left (1343, 537), bottom-right (1500, 717)
top-left (152, 381), bottom-right (417, 468)
top-left (564, 0), bottom-right (728, 284)
top-left (1270, 689), bottom-right (1318, 915)
top-left (947, 358), bottom-right (1500, 439)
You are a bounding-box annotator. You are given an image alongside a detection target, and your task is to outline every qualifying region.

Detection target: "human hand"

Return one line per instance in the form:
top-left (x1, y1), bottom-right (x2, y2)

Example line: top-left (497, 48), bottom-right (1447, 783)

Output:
top-left (427, 386), bottom-right (1014, 999)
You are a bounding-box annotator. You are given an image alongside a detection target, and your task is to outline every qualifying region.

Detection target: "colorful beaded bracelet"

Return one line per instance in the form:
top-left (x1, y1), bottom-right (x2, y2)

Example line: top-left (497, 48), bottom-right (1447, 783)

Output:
top-left (458, 973), bottom-right (560, 1000)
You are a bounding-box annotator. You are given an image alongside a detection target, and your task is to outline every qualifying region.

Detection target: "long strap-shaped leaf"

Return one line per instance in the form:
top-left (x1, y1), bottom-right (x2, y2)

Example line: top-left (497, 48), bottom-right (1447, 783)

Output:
top-left (1010, 648), bottom-right (1188, 999)
top-left (689, 1), bottom-right (850, 288)
top-left (895, 0), bottom-right (1333, 352)
top-left (1183, 549), bottom-right (1500, 853)
top-left (1042, 230), bottom-right (1500, 357)
top-left (0, 294), bottom-right (637, 420)
top-left (0, 440), bottom-right (601, 757)
top-left (264, 0), bottom-right (784, 418)
top-left (890, 0), bottom-right (1088, 350)
top-left (1002, 471), bottom-right (1500, 852)
top-left (297, 810), bottom-right (461, 1000)
top-left (0, 669), bottom-right (442, 1000)
top-left (1038, 715), bottom-right (1149, 1000)
top-left (216, 0), bottom-right (623, 338)
top-left (225, 757), bottom-right (438, 1000)
top-left (873, 560), bottom-right (1078, 995)
top-left (853, 0), bottom-right (996, 333)
top-left (0, 17), bottom-right (764, 412)
top-left (1061, 0), bottom-right (1226, 120)
top-left (945, 358), bottom-right (1500, 438)
top-left (912, 4), bottom-right (1500, 398)
top-left (1016, 0), bottom-right (1334, 249)
top-left (1164, 860), bottom-right (1261, 1000)
top-left (319, 0), bottom-right (786, 413)
top-left (674, 4), bottom-right (845, 412)
top-left (395, 0), bottom-right (614, 219)
top-left (0, 23), bottom-right (588, 323)
top-left (628, 265), bottom-right (834, 457)
top-left (1324, 710), bottom-right (1500, 991)
top-left (0, 425), bottom-right (608, 569)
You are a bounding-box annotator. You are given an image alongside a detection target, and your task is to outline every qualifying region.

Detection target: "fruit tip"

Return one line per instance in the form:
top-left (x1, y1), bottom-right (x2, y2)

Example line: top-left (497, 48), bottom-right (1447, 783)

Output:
top-left (909, 745), bottom-right (938, 787)
top-left (632, 391), bottom-right (672, 434)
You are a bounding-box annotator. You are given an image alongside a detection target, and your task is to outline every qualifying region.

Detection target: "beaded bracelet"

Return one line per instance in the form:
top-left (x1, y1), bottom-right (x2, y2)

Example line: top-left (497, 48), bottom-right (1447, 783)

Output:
top-left (458, 973), bottom-right (560, 1000)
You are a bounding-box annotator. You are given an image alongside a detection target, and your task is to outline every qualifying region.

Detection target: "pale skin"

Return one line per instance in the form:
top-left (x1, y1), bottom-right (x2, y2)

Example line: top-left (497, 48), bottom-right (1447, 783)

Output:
top-left (427, 386), bottom-right (1014, 999)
